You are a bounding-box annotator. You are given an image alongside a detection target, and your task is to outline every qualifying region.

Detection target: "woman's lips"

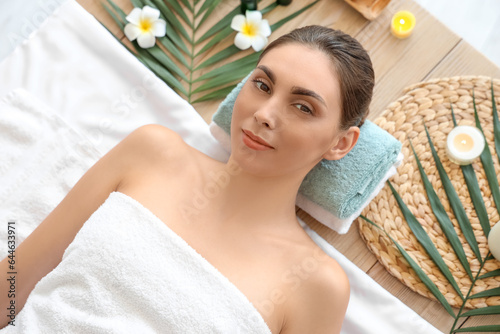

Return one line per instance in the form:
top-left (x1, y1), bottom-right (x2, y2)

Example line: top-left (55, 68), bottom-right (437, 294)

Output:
top-left (242, 130), bottom-right (274, 151)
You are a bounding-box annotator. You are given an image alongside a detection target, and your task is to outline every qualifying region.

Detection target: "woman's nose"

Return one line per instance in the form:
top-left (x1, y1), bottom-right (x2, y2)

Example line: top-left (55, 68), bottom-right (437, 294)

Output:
top-left (253, 102), bottom-right (278, 129)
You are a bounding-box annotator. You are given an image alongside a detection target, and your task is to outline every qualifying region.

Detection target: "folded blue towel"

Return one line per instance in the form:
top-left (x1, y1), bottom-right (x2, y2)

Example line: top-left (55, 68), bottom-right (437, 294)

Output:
top-left (298, 120), bottom-right (401, 219)
top-left (211, 74), bottom-right (402, 233)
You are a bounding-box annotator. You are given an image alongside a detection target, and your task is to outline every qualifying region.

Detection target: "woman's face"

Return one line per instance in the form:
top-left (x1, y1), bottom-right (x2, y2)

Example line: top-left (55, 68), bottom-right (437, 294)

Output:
top-left (230, 43), bottom-right (357, 178)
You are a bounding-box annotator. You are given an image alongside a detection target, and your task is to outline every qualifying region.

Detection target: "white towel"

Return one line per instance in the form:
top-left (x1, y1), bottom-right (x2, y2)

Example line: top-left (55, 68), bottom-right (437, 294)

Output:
top-left (2, 191), bottom-right (271, 333)
top-left (0, 89), bottom-right (101, 258)
top-left (0, 1), bottom-right (444, 333)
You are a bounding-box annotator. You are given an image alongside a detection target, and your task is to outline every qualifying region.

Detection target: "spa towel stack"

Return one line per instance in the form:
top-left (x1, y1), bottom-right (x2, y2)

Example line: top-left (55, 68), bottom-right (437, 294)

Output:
top-left (210, 76), bottom-right (403, 233)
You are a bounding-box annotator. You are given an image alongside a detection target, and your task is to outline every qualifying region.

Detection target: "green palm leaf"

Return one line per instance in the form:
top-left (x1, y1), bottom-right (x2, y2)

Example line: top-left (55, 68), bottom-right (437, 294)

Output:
top-left (102, 5), bottom-right (125, 30)
top-left (196, 6), bottom-right (241, 44)
top-left (196, 0), bottom-right (223, 29)
top-left (163, 0), bottom-right (193, 28)
top-left (491, 81), bottom-right (500, 163)
top-left (460, 305), bottom-right (500, 317)
top-left (130, 0), bottom-right (143, 7)
top-left (473, 91), bottom-right (500, 219)
top-left (423, 122), bottom-right (482, 261)
top-left (145, 46), bottom-right (189, 81)
top-left (360, 215), bottom-right (456, 317)
top-left (139, 52), bottom-right (187, 95)
top-left (192, 85), bottom-right (237, 104)
top-left (376, 87), bottom-right (500, 333)
top-left (450, 105), bottom-right (491, 237)
top-left (387, 180), bottom-right (464, 299)
top-left (195, 26), bottom-right (235, 57)
top-left (103, 0), bottom-right (127, 25)
top-left (178, 0), bottom-right (192, 12)
top-left (195, 45), bottom-right (243, 70)
top-left (157, 36), bottom-right (190, 68)
top-left (410, 137), bottom-right (474, 279)
top-left (194, 53), bottom-right (258, 82)
top-left (102, 0), bottom-right (318, 103)
top-left (469, 287), bottom-right (500, 299)
top-left (453, 325), bottom-right (500, 333)
top-left (479, 268), bottom-right (500, 279)
top-left (192, 65), bottom-right (254, 94)
top-left (149, 0), bottom-right (190, 49)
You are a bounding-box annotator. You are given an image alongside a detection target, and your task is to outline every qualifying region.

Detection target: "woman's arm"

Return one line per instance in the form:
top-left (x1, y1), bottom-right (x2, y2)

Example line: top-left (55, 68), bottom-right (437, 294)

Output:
top-left (0, 124), bottom-right (166, 328)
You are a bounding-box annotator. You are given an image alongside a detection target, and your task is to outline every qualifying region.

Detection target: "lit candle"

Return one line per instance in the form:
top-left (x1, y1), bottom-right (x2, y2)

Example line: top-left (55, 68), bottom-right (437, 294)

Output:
top-left (446, 125), bottom-right (485, 165)
top-left (391, 10), bottom-right (416, 39)
top-left (488, 222), bottom-right (500, 261)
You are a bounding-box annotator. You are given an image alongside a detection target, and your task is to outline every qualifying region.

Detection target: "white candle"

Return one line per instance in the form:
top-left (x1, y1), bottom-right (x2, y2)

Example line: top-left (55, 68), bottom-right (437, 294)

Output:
top-left (489, 222), bottom-right (500, 261)
top-left (446, 125), bottom-right (485, 165)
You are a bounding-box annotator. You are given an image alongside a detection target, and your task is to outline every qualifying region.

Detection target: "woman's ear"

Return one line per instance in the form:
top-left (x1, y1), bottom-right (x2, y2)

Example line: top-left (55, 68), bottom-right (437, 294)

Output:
top-left (323, 126), bottom-right (360, 161)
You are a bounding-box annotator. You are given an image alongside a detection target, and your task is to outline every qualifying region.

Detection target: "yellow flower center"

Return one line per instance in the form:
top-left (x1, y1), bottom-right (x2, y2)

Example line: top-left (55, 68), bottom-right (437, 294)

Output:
top-left (241, 21), bottom-right (258, 37)
top-left (139, 19), bottom-right (153, 33)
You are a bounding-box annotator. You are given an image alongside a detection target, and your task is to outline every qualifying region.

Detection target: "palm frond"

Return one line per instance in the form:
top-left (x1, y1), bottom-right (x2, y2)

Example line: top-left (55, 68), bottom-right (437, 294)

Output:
top-left (387, 180), bottom-right (464, 299)
top-left (410, 134), bottom-right (474, 279)
top-left (453, 325), bottom-right (500, 333)
top-left (102, 0), bottom-right (318, 103)
top-left (479, 269), bottom-right (500, 279)
top-left (450, 105), bottom-right (491, 237)
top-left (371, 88), bottom-right (500, 333)
top-left (460, 305), bottom-right (500, 317)
top-left (473, 91), bottom-right (500, 219)
top-left (469, 287), bottom-right (500, 299)
top-left (491, 82), bottom-right (500, 164)
top-left (360, 215), bottom-right (456, 317)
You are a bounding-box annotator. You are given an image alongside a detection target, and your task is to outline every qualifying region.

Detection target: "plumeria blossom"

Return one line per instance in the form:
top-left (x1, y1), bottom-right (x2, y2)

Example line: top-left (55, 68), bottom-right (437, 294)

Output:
top-left (231, 10), bottom-right (271, 52)
top-left (124, 6), bottom-right (166, 49)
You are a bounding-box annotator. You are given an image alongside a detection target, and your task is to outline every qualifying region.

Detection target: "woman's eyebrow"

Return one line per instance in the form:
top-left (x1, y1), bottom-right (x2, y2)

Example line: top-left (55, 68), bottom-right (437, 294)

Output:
top-left (256, 65), bottom-right (276, 84)
top-left (291, 86), bottom-right (327, 107)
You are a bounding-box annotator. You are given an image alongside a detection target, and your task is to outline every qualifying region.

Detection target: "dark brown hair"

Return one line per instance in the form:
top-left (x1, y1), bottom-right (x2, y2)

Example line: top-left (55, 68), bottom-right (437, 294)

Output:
top-left (258, 25), bottom-right (374, 130)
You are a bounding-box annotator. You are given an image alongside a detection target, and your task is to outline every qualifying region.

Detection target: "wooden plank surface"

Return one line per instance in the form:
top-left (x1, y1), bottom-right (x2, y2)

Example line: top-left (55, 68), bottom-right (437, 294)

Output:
top-left (75, 0), bottom-right (500, 331)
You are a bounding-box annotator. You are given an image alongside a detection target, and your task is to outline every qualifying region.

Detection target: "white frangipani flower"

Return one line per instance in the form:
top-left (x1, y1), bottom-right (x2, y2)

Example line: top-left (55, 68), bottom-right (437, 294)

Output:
top-left (124, 6), bottom-right (166, 49)
top-left (230, 10), bottom-right (271, 52)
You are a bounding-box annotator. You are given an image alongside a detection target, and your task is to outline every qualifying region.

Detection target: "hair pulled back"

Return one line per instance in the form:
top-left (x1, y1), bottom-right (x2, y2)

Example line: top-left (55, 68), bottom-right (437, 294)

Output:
top-left (258, 25), bottom-right (374, 130)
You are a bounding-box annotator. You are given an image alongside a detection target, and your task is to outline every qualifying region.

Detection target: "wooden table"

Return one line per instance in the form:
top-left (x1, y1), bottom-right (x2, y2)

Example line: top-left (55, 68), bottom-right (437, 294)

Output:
top-left (76, 0), bottom-right (500, 331)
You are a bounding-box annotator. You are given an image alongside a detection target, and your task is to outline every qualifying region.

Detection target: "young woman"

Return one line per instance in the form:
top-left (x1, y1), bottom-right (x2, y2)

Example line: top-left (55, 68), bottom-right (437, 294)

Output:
top-left (0, 25), bottom-right (374, 333)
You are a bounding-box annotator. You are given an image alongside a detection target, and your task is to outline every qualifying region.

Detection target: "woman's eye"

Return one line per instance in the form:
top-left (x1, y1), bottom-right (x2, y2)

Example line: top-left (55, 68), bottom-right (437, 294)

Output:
top-left (294, 104), bottom-right (313, 115)
top-left (254, 80), bottom-right (271, 94)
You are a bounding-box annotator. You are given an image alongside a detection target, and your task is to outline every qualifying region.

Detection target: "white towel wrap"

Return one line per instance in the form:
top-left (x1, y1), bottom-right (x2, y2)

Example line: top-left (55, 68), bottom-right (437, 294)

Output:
top-left (3, 191), bottom-right (272, 334)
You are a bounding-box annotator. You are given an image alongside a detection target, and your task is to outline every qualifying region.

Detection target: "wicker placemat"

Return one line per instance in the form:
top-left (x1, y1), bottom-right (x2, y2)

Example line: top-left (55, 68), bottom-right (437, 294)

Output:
top-left (358, 76), bottom-right (500, 309)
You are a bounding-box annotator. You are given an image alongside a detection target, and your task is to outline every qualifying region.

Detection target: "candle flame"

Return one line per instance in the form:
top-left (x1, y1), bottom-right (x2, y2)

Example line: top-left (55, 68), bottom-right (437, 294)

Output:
top-left (399, 18), bottom-right (405, 25)
top-left (454, 133), bottom-right (474, 152)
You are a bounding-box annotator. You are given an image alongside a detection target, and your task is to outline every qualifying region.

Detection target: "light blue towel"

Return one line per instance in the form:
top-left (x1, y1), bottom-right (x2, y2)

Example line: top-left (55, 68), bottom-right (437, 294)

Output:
top-left (212, 75), bottom-right (402, 221)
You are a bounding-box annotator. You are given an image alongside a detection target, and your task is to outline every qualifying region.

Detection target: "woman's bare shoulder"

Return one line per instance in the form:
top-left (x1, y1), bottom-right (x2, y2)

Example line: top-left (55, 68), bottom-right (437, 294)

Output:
top-left (281, 241), bottom-right (350, 334)
top-left (120, 124), bottom-right (207, 171)
top-left (125, 124), bottom-right (191, 158)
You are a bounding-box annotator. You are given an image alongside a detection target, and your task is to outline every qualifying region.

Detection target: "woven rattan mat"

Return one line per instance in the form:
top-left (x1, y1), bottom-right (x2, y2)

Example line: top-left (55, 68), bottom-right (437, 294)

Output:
top-left (358, 76), bottom-right (500, 309)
